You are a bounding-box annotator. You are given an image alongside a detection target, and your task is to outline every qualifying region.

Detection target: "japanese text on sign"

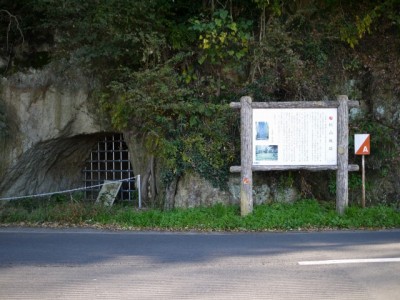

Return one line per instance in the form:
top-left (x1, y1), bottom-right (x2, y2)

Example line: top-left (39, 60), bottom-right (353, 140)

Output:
top-left (253, 108), bottom-right (337, 166)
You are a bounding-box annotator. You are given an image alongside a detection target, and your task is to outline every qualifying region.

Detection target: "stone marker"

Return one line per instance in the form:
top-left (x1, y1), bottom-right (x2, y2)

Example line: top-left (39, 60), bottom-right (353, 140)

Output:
top-left (95, 181), bottom-right (122, 206)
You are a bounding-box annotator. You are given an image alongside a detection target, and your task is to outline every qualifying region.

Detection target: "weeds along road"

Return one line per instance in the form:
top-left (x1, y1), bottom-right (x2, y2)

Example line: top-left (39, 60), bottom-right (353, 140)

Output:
top-left (0, 227), bottom-right (399, 300)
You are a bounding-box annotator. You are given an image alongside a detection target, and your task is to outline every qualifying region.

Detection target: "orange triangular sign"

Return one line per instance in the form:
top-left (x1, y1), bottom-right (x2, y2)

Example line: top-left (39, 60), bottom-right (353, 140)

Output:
top-left (355, 134), bottom-right (370, 155)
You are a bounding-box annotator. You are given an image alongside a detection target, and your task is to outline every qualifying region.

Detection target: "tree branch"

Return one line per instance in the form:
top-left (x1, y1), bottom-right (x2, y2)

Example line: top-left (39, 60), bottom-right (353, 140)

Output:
top-left (0, 9), bottom-right (25, 52)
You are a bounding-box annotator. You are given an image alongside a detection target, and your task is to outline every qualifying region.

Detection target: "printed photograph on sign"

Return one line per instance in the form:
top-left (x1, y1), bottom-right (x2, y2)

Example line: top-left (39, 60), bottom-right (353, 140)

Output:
top-left (253, 108), bottom-right (337, 166)
top-left (255, 121), bottom-right (269, 140)
top-left (255, 145), bottom-right (278, 161)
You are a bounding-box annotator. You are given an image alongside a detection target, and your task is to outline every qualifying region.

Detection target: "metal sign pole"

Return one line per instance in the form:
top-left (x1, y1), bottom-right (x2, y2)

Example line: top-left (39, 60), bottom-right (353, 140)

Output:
top-left (137, 175), bottom-right (142, 209)
top-left (362, 155), bottom-right (366, 208)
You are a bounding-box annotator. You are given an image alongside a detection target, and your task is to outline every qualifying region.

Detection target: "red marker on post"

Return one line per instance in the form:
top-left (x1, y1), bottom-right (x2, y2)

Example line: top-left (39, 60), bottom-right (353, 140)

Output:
top-left (355, 134), bottom-right (370, 208)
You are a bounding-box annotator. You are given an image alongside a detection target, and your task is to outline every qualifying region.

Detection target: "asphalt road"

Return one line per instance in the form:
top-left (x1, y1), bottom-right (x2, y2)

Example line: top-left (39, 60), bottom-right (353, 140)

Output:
top-left (0, 227), bottom-right (399, 300)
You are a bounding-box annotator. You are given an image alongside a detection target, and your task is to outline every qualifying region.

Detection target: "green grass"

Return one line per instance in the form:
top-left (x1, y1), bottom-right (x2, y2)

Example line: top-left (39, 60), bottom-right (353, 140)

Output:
top-left (1, 197), bottom-right (400, 231)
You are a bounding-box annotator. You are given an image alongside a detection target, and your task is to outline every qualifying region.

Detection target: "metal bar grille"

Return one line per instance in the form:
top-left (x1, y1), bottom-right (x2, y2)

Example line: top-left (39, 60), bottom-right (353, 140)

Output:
top-left (83, 134), bottom-right (135, 202)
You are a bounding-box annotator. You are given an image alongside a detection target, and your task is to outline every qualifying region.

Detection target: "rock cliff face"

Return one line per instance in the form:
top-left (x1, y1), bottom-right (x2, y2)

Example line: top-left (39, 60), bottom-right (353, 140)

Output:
top-left (0, 68), bottom-right (231, 205)
top-left (0, 68), bottom-right (103, 198)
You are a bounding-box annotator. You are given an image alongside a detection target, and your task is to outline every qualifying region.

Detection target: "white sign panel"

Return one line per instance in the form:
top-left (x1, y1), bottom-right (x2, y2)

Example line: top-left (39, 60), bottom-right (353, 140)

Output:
top-left (253, 108), bottom-right (337, 166)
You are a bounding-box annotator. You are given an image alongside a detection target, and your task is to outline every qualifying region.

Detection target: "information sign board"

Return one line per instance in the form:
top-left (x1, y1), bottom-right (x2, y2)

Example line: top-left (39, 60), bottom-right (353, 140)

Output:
top-left (253, 108), bottom-right (337, 166)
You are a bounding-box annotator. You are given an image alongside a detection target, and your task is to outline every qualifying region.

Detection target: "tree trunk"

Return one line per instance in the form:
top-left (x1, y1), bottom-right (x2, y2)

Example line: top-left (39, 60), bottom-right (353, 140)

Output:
top-left (123, 130), bottom-right (160, 207)
top-left (164, 177), bottom-right (178, 210)
top-left (123, 130), bottom-right (179, 209)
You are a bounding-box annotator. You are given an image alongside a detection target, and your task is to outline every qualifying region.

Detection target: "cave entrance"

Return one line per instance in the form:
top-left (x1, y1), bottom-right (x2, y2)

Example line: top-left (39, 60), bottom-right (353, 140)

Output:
top-left (82, 133), bottom-right (135, 202)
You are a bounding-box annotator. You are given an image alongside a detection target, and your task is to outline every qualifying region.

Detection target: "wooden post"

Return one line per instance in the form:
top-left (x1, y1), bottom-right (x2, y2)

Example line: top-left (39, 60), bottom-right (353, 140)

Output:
top-left (240, 96), bottom-right (253, 216)
top-left (336, 95), bottom-right (349, 215)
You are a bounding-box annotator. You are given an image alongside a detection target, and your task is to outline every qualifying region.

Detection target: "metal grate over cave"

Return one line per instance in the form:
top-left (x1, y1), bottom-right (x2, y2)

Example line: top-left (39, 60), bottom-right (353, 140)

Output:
top-left (83, 133), bottom-right (135, 202)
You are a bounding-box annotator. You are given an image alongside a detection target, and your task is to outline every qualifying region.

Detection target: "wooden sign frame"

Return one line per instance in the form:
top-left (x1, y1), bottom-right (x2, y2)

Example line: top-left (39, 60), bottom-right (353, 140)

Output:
top-left (230, 95), bottom-right (359, 216)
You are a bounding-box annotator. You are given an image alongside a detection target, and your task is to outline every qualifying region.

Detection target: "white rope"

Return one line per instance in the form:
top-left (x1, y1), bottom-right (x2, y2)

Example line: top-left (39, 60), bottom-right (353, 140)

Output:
top-left (0, 176), bottom-right (137, 201)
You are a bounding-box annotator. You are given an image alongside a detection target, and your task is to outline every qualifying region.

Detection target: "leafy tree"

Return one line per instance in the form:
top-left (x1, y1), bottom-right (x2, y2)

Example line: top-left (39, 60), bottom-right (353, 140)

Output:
top-left (31, 0), bottom-right (171, 76)
top-left (190, 9), bottom-right (252, 96)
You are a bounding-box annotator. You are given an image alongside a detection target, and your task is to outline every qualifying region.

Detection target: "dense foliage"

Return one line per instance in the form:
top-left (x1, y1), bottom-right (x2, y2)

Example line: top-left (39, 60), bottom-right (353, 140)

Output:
top-left (1, 0), bottom-right (399, 203)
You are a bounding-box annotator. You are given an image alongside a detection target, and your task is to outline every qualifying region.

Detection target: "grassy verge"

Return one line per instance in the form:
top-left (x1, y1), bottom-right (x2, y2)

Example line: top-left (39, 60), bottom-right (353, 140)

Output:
top-left (1, 198), bottom-right (399, 231)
